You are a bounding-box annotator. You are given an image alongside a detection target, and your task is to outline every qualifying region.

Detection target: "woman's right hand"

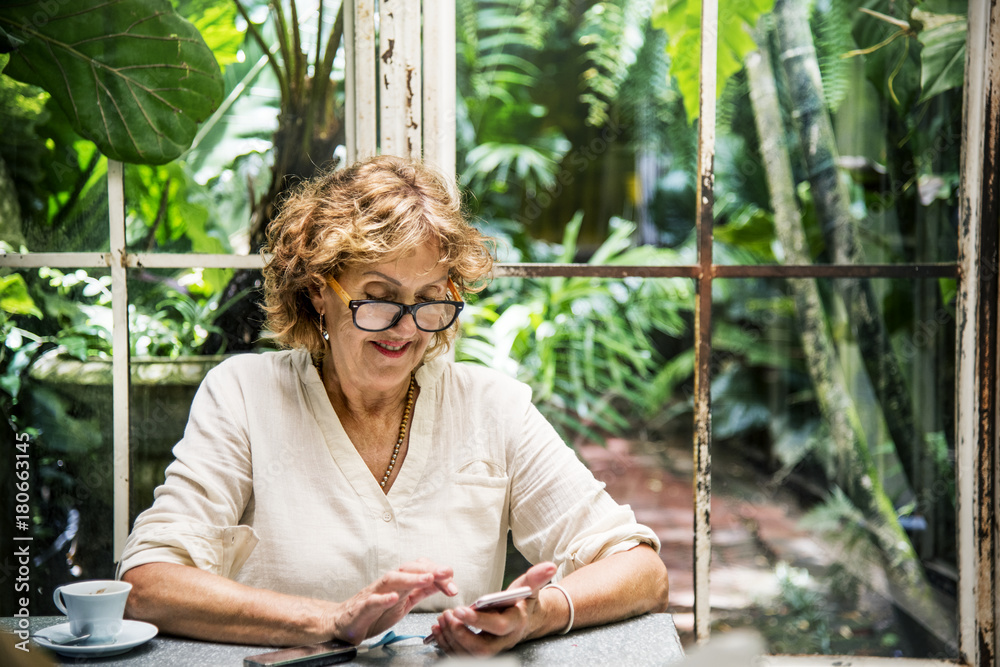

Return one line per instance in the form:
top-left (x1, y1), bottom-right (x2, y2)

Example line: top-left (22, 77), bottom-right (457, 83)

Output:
top-left (329, 558), bottom-right (458, 644)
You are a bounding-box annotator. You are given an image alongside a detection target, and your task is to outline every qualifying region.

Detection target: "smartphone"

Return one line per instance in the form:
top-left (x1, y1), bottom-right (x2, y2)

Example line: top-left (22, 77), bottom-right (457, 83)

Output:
top-left (470, 585), bottom-right (533, 611)
top-left (243, 640), bottom-right (358, 667)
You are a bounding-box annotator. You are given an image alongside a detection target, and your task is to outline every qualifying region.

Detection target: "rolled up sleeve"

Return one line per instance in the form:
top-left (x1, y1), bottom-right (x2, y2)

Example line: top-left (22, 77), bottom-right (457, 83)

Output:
top-left (117, 360), bottom-right (257, 579)
top-left (508, 399), bottom-right (660, 580)
top-left (119, 516), bottom-right (258, 578)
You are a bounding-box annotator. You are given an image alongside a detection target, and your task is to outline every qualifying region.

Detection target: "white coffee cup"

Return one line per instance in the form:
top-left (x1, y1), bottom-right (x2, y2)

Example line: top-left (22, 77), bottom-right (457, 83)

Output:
top-left (52, 580), bottom-right (132, 643)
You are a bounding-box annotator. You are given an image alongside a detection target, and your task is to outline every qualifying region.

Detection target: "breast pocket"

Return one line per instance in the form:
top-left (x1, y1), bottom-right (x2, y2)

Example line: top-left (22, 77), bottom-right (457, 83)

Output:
top-left (450, 472), bottom-right (509, 531)
top-left (446, 473), bottom-right (510, 593)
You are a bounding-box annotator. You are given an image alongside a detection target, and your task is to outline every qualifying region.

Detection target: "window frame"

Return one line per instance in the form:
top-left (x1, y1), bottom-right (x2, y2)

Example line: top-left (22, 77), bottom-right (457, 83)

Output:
top-left (0, 0), bottom-right (994, 662)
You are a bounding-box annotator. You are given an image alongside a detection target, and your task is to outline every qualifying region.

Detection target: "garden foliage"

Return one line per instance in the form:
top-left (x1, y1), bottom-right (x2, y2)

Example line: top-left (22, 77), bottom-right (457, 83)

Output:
top-left (0, 0), bottom-right (969, 651)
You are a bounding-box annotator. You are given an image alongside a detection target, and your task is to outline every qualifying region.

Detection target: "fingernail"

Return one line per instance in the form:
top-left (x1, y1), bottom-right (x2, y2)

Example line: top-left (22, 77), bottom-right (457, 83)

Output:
top-left (453, 607), bottom-right (468, 621)
top-left (446, 582), bottom-right (458, 596)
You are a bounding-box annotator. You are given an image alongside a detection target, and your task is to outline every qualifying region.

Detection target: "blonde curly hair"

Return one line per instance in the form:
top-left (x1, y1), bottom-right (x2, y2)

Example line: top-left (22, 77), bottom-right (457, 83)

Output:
top-left (262, 155), bottom-right (494, 361)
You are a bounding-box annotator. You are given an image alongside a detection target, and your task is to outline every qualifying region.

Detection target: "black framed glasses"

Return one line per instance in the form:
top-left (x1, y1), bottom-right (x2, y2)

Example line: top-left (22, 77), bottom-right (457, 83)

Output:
top-left (326, 276), bottom-right (465, 333)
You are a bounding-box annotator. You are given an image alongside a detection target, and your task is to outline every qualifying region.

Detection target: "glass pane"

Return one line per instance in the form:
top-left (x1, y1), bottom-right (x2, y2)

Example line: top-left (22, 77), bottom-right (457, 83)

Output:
top-left (454, 0), bottom-right (960, 267)
top-left (1, 267), bottom-right (115, 617)
top-left (605, 435), bottom-right (698, 646)
top-left (1, 158), bottom-right (110, 254)
top-left (712, 2), bottom-right (961, 266)
top-left (126, 268), bottom-right (270, 357)
top-left (455, 0), bottom-right (696, 258)
top-left (122, 161), bottom-right (266, 256)
top-left (118, 6), bottom-right (281, 259)
top-left (126, 272), bottom-right (275, 522)
top-left (705, 277), bottom-right (957, 658)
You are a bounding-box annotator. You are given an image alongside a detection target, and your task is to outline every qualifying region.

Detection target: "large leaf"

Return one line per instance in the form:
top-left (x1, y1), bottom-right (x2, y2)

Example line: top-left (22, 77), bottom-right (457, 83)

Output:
top-left (0, 0), bottom-right (224, 164)
top-left (652, 0), bottom-right (776, 123)
top-left (175, 0), bottom-right (244, 70)
top-left (913, 7), bottom-right (966, 102)
top-left (0, 274), bottom-right (42, 318)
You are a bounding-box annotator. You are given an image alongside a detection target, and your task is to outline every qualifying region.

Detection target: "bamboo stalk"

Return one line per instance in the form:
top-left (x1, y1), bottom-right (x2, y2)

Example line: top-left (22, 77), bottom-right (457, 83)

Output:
top-left (773, 0), bottom-right (928, 521)
top-left (748, 13), bottom-right (955, 649)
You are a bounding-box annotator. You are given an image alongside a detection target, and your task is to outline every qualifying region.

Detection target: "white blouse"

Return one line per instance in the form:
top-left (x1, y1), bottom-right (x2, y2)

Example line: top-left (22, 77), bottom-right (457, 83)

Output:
top-left (119, 348), bottom-right (659, 609)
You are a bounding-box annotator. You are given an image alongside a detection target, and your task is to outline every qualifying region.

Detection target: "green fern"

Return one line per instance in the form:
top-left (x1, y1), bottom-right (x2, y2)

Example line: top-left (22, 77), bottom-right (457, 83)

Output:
top-left (575, 0), bottom-right (654, 127)
top-left (616, 25), bottom-right (694, 167)
top-left (715, 68), bottom-right (747, 135)
top-left (812, 0), bottom-right (856, 113)
top-left (456, 213), bottom-right (691, 445)
top-left (801, 486), bottom-right (884, 572)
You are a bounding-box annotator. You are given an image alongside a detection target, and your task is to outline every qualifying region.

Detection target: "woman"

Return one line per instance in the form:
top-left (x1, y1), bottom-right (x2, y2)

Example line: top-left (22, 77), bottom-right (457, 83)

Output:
top-left (119, 155), bottom-right (669, 656)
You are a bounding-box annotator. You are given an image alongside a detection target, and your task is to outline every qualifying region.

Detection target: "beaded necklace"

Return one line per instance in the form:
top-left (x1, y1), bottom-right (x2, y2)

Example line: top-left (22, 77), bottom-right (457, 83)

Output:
top-left (381, 373), bottom-right (416, 489)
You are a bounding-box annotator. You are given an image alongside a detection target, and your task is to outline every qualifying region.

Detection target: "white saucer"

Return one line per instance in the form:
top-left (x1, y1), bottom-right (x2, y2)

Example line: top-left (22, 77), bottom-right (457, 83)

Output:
top-left (32, 620), bottom-right (158, 657)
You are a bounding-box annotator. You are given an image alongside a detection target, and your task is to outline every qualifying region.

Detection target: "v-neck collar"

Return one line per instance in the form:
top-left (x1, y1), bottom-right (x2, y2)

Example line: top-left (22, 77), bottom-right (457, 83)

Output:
top-left (296, 349), bottom-right (441, 511)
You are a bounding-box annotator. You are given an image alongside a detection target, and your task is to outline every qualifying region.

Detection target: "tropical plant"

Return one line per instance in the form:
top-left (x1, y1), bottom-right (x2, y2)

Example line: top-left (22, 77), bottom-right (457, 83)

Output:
top-left (169, 0), bottom-right (349, 350)
top-left (0, 271), bottom-right (43, 399)
top-left (0, 0), bottom-right (250, 263)
top-left (2, 265), bottom-right (246, 368)
top-left (652, 0), bottom-right (777, 123)
top-left (218, 0), bottom-right (345, 243)
top-left (0, 0), bottom-right (224, 165)
top-left (456, 0), bottom-right (687, 248)
top-left (457, 213), bottom-right (692, 444)
top-left (576, 1), bottom-right (652, 127)
top-left (913, 2), bottom-right (966, 100)
top-left (456, 0), bottom-right (569, 207)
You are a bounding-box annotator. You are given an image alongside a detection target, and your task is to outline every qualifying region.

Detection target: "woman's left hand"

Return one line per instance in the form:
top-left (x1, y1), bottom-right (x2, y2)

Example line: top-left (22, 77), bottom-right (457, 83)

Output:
top-left (428, 561), bottom-right (558, 657)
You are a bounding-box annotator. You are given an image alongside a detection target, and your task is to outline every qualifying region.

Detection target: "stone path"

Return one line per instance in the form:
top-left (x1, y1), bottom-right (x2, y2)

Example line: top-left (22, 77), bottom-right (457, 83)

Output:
top-left (577, 436), bottom-right (832, 647)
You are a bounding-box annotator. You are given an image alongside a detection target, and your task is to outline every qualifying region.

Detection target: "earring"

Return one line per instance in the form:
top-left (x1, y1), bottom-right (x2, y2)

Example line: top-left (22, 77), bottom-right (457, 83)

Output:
top-left (319, 312), bottom-right (329, 341)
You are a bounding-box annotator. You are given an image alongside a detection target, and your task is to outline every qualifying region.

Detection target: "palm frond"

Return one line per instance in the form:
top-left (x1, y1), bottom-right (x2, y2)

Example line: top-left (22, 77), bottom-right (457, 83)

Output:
top-left (458, 0), bottom-right (547, 106)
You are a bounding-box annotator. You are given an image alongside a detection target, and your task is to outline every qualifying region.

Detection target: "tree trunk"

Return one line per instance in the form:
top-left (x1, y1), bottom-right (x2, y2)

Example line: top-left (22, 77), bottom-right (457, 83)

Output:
top-left (771, 0), bottom-right (928, 512)
top-left (0, 157), bottom-right (25, 249)
top-left (746, 23), bottom-right (953, 648)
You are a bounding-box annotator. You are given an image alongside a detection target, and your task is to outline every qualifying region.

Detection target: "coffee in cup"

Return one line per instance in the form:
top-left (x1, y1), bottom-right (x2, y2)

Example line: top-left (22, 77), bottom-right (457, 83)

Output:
top-left (52, 580), bottom-right (132, 643)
